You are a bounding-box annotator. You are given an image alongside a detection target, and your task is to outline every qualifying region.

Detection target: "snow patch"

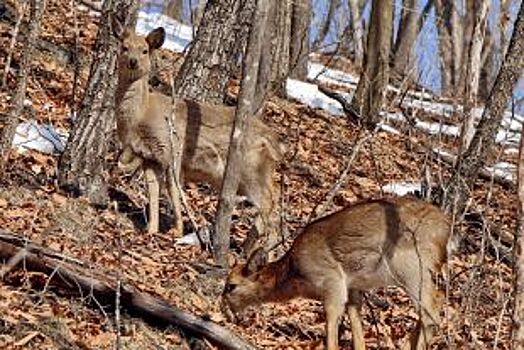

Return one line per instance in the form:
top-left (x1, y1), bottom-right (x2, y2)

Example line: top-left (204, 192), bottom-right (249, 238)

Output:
top-left (285, 79), bottom-right (347, 116)
top-left (307, 62), bottom-right (359, 88)
top-left (484, 162), bottom-right (516, 182)
top-left (381, 182), bottom-right (422, 196)
top-left (136, 11), bottom-right (192, 52)
top-left (13, 121), bottom-right (68, 154)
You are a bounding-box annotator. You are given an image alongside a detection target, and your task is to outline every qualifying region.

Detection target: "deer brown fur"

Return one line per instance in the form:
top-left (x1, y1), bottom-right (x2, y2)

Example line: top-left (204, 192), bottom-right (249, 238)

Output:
top-left (223, 196), bottom-right (451, 350)
top-left (115, 27), bottom-right (284, 243)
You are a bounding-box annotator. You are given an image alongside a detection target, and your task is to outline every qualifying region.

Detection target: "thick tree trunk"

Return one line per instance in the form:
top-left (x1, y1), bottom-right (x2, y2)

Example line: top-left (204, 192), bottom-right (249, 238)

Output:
top-left (214, 0), bottom-right (271, 267)
top-left (350, 0), bottom-right (393, 129)
top-left (58, 0), bottom-right (139, 205)
top-left (513, 114), bottom-right (524, 348)
top-left (441, 1), bottom-right (524, 216)
top-left (289, 0), bottom-right (311, 80)
top-left (348, 0), bottom-right (364, 66)
top-left (393, 0), bottom-right (418, 80)
top-left (174, 0), bottom-right (256, 104)
top-left (0, 0), bottom-right (44, 167)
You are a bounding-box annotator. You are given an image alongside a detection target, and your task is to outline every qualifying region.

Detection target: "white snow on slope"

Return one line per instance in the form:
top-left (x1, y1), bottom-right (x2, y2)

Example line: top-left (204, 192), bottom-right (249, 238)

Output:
top-left (285, 79), bottom-right (350, 116)
top-left (13, 121), bottom-right (68, 154)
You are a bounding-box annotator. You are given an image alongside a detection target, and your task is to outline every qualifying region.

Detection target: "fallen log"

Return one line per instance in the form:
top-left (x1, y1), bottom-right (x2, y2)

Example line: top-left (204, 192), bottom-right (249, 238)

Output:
top-left (0, 232), bottom-right (256, 350)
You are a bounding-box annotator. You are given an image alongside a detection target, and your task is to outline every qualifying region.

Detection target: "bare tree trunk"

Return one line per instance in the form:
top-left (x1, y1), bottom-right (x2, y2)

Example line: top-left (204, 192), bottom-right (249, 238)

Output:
top-left (214, 0), bottom-right (271, 267)
top-left (58, 0), bottom-right (139, 205)
top-left (164, 0), bottom-right (184, 23)
top-left (0, 0), bottom-right (44, 167)
top-left (513, 110), bottom-right (524, 348)
top-left (268, 0), bottom-right (292, 95)
top-left (441, 1), bottom-right (524, 216)
top-left (174, 0), bottom-right (256, 104)
top-left (459, 0), bottom-right (490, 153)
top-left (312, 0), bottom-right (341, 50)
top-left (393, 0), bottom-right (419, 80)
top-left (289, 0), bottom-right (311, 80)
top-left (348, 0), bottom-right (364, 66)
top-left (435, 0), bottom-right (454, 93)
top-left (350, 0), bottom-right (393, 129)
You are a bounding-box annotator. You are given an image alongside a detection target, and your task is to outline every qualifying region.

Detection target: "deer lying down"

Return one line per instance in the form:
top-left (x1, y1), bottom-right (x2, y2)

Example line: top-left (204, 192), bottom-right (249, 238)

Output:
top-left (115, 27), bottom-right (284, 244)
top-left (223, 196), bottom-right (451, 350)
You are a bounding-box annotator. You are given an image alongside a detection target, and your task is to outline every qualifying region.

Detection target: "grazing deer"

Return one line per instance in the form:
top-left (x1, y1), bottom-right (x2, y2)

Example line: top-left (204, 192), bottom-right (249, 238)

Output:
top-left (115, 27), bottom-right (284, 245)
top-left (222, 196), bottom-right (451, 350)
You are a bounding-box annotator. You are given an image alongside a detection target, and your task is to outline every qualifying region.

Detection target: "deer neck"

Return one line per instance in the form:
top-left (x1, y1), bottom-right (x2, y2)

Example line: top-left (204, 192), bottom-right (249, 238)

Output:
top-left (115, 76), bottom-right (150, 125)
top-left (259, 255), bottom-right (316, 303)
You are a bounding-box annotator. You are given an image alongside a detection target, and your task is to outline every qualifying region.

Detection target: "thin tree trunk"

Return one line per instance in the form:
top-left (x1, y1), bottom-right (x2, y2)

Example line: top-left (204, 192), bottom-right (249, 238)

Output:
top-left (350, 0), bottom-right (393, 129)
top-left (0, 0), bottom-right (44, 167)
top-left (164, 0), bottom-right (184, 23)
top-left (435, 0), bottom-right (454, 93)
top-left (348, 0), bottom-right (364, 66)
top-left (174, 0), bottom-right (256, 104)
top-left (513, 111), bottom-right (524, 348)
top-left (459, 0), bottom-right (490, 153)
top-left (268, 0), bottom-right (292, 95)
top-left (58, 0), bottom-right (139, 205)
top-left (441, 1), bottom-right (524, 216)
top-left (214, 0), bottom-right (271, 267)
top-left (393, 0), bottom-right (419, 80)
top-left (289, 0), bottom-right (311, 80)
top-left (312, 0), bottom-right (341, 50)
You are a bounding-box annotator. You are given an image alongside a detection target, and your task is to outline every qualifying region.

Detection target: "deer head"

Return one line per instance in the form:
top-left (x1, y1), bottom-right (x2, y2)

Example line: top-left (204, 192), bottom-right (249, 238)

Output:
top-left (117, 27), bottom-right (165, 83)
top-left (222, 248), bottom-right (275, 315)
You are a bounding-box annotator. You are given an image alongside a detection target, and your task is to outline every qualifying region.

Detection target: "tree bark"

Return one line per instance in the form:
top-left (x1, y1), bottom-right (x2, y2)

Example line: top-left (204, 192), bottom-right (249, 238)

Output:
top-left (164, 0), bottom-right (185, 23)
top-left (312, 0), bottom-right (341, 50)
top-left (214, 0), bottom-right (271, 267)
top-left (267, 0), bottom-right (292, 95)
top-left (348, 0), bottom-right (364, 66)
top-left (513, 110), bottom-right (524, 348)
top-left (58, 0), bottom-right (139, 205)
top-left (0, 0), bottom-right (44, 167)
top-left (441, 1), bottom-right (524, 216)
top-left (174, 0), bottom-right (256, 104)
top-left (435, 0), bottom-right (454, 93)
top-left (289, 0), bottom-right (311, 80)
top-left (393, 0), bottom-right (419, 80)
top-left (350, 0), bottom-right (393, 129)
top-left (459, 0), bottom-right (490, 153)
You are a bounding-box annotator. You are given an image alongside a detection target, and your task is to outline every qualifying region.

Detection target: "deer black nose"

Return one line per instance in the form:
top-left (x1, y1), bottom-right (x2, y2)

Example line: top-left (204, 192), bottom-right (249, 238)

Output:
top-left (129, 58), bottom-right (138, 69)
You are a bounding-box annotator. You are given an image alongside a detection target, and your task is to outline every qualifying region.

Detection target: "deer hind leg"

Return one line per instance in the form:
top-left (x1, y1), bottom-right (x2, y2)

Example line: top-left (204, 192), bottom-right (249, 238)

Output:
top-left (402, 271), bottom-right (443, 350)
top-left (347, 290), bottom-right (366, 350)
top-left (144, 167), bottom-right (160, 234)
top-left (166, 169), bottom-right (183, 237)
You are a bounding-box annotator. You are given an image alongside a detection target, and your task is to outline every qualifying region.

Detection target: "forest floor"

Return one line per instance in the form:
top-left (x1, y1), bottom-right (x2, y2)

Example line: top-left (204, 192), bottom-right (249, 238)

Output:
top-left (0, 0), bottom-right (519, 349)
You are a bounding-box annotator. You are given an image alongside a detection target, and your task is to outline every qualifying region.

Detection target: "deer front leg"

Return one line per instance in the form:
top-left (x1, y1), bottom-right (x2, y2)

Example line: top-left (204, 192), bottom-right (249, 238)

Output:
top-left (323, 280), bottom-right (347, 350)
top-left (145, 167), bottom-right (160, 234)
top-left (166, 170), bottom-right (183, 237)
top-left (347, 290), bottom-right (365, 350)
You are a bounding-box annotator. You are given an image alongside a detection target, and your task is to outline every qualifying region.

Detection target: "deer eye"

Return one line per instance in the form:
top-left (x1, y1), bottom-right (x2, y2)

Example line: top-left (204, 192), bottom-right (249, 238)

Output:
top-left (122, 46), bottom-right (128, 53)
top-left (142, 49), bottom-right (148, 54)
top-left (224, 283), bottom-right (237, 294)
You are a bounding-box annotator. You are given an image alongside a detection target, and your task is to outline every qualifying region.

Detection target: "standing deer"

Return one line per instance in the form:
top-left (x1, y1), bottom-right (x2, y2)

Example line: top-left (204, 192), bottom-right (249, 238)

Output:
top-left (223, 196), bottom-right (452, 350)
top-left (115, 27), bottom-right (283, 248)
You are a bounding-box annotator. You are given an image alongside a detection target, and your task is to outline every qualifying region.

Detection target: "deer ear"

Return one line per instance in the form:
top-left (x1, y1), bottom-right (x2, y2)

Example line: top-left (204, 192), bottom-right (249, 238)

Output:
top-left (146, 27), bottom-right (165, 50)
top-left (245, 248), bottom-right (267, 275)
